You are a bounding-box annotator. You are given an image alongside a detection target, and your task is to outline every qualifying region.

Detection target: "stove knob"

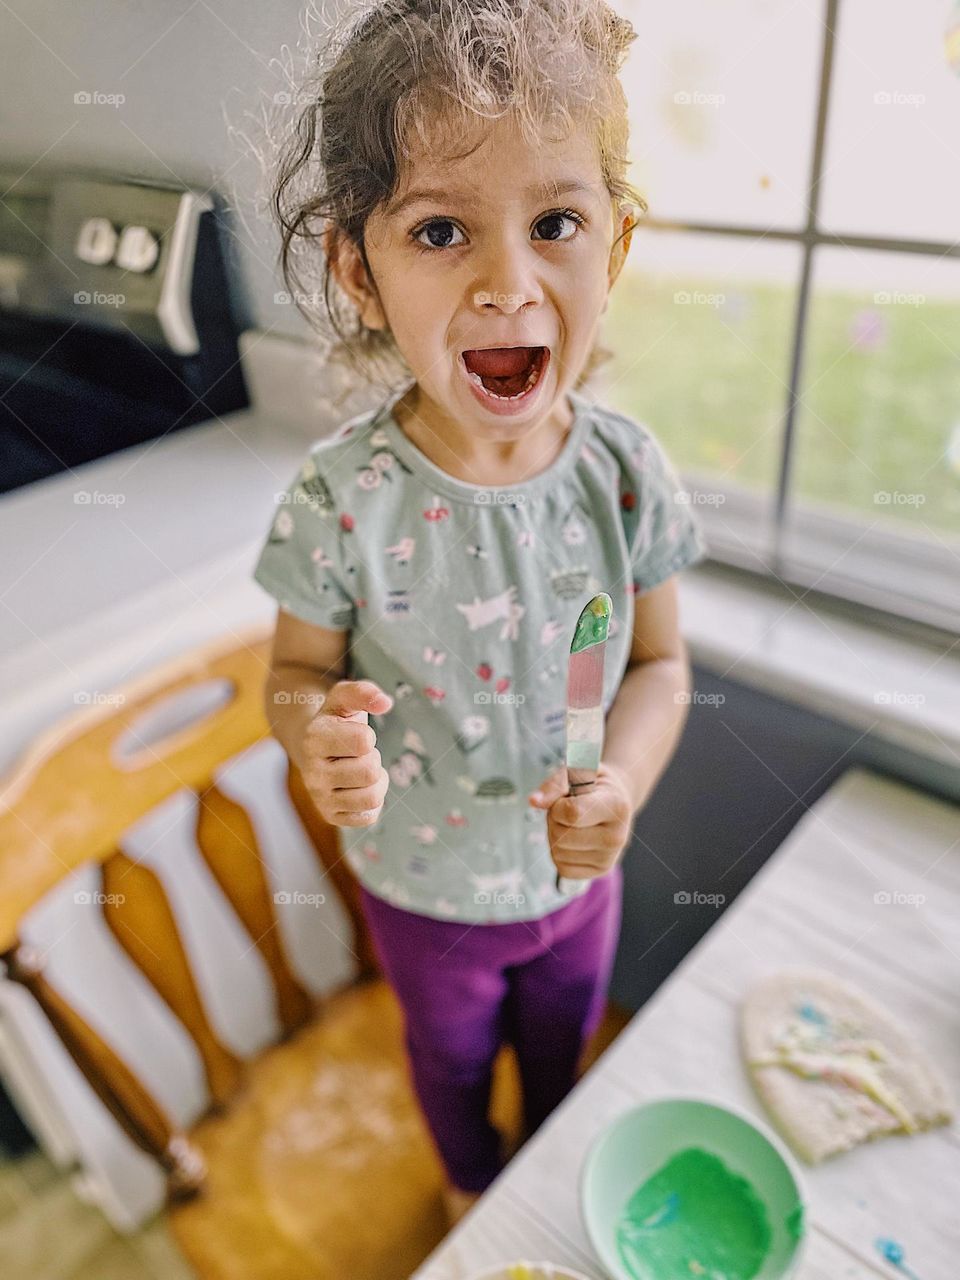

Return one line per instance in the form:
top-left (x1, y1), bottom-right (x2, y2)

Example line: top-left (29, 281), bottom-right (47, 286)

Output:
top-left (115, 224), bottom-right (160, 274)
top-left (75, 216), bottom-right (117, 266)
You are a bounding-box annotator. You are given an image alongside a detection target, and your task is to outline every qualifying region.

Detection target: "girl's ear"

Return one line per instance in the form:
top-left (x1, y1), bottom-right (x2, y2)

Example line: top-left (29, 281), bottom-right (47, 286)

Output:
top-left (607, 204), bottom-right (635, 291)
top-left (324, 224), bottom-right (388, 332)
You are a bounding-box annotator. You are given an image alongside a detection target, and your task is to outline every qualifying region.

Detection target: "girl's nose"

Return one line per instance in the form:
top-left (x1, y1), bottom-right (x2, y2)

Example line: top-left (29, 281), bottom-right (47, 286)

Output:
top-left (471, 235), bottom-right (544, 315)
top-left (474, 288), bottom-right (535, 316)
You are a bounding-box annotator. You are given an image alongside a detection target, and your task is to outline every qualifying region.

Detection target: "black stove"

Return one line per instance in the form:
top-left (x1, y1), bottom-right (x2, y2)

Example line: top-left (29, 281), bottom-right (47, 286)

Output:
top-left (0, 172), bottom-right (248, 493)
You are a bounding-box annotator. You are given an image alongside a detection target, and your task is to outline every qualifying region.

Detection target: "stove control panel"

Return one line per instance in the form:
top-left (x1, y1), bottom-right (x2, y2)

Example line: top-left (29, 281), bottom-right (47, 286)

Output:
top-left (0, 175), bottom-right (213, 355)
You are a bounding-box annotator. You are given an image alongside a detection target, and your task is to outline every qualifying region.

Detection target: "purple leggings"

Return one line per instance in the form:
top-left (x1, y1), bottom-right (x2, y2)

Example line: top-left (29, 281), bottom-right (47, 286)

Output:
top-left (358, 866), bottom-right (624, 1193)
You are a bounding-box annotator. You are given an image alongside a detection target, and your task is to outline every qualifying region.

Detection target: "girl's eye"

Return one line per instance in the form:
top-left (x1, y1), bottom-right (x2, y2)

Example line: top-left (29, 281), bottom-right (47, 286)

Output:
top-left (412, 219), bottom-right (466, 250)
top-left (532, 209), bottom-right (585, 242)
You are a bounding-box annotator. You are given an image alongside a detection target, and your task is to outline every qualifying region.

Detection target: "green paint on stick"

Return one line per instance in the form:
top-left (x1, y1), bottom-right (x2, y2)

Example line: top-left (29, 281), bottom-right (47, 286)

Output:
top-left (615, 1146), bottom-right (773, 1280)
top-left (571, 594), bottom-right (611, 653)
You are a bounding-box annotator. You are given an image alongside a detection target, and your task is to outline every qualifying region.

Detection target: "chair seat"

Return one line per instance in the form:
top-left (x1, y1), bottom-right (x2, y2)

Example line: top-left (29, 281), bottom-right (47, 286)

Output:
top-left (167, 977), bottom-right (518, 1280)
top-left (168, 975), bottom-right (630, 1280)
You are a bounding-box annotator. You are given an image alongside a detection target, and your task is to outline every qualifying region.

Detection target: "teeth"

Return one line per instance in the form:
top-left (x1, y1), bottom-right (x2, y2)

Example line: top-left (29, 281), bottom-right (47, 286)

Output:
top-left (465, 351), bottom-right (543, 400)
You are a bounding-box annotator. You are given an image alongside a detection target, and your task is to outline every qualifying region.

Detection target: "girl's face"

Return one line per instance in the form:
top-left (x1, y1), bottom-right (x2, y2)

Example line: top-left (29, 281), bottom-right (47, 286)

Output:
top-left (330, 112), bottom-right (632, 441)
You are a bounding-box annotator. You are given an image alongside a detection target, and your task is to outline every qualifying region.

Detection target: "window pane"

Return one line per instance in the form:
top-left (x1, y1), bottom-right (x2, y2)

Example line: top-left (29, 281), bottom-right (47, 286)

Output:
top-left (599, 229), bottom-right (802, 554)
top-left (785, 247), bottom-right (960, 617)
top-left (819, 0), bottom-right (960, 243)
top-left (616, 0), bottom-right (823, 229)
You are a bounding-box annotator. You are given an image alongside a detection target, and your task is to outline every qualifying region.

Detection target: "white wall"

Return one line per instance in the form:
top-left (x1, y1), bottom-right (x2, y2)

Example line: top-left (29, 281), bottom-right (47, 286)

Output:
top-left (1, 0), bottom-right (324, 334)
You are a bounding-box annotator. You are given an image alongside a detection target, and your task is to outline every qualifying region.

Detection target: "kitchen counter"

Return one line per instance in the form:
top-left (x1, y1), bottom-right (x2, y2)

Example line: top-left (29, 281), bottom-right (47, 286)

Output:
top-left (411, 767), bottom-right (960, 1279)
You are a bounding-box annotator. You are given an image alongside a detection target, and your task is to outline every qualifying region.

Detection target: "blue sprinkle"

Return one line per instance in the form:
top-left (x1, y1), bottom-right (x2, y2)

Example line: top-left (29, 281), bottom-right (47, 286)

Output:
top-left (874, 1240), bottom-right (925, 1280)
top-left (797, 1002), bottom-right (828, 1025)
top-left (876, 1237), bottom-right (904, 1265)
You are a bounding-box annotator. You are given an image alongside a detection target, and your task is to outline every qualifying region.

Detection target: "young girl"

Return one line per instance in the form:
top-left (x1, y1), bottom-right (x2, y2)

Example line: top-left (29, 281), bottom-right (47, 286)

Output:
top-left (254, 0), bottom-right (706, 1225)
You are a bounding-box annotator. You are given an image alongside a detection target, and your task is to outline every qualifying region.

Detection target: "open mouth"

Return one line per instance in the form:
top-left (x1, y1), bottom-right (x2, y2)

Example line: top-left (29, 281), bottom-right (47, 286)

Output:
top-left (460, 345), bottom-right (549, 402)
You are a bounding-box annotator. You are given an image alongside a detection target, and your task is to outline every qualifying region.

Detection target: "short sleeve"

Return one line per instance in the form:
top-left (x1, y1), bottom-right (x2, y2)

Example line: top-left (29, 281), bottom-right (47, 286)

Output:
top-left (627, 430), bottom-right (708, 593)
top-left (252, 456), bottom-right (357, 630)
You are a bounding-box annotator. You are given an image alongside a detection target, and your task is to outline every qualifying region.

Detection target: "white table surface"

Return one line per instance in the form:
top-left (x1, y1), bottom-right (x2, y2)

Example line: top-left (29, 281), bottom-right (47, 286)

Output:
top-left (411, 767), bottom-right (960, 1280)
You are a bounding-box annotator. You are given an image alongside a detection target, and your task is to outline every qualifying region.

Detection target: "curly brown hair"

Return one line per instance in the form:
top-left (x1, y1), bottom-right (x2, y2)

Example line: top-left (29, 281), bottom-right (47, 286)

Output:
top-left (273, 0), bottom-right (646, 394)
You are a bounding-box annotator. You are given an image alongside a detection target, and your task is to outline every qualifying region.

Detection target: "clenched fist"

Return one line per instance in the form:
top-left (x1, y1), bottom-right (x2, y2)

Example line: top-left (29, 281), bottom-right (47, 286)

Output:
top-left (299, 679), bottom-right (393, 827)
top-left (528, 761), bottom-right (634, 881)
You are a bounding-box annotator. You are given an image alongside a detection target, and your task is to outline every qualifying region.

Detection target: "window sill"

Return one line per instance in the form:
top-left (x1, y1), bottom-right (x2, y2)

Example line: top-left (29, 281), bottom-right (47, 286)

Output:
top-left (678, 561), bottom-right (960, 769)
top-left (687, 471), bottom-right (960, 636)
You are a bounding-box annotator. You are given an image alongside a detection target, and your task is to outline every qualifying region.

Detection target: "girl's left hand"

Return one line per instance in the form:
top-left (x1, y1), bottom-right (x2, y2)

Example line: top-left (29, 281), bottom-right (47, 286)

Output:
top-left (527, 762), bottom-right (635, 882)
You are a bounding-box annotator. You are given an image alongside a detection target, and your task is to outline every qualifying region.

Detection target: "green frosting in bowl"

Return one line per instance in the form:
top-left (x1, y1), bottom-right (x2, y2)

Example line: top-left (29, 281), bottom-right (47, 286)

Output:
top-left (615, 1146), bottom-right (775, 1280)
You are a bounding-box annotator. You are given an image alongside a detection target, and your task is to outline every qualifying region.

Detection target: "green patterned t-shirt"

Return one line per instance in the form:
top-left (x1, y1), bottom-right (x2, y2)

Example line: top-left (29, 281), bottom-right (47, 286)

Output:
top-left (252, 383), bottom-right (706, 923)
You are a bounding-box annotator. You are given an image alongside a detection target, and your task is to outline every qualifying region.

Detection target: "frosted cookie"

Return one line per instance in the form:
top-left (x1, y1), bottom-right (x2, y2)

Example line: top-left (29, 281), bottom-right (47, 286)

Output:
top-left (741, 968), bottom-right (953, 1163)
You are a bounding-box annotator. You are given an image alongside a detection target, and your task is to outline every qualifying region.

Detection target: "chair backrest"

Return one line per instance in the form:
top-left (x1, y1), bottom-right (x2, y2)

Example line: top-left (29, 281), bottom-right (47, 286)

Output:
top-left (0, 626), bottom-right (374, 1222)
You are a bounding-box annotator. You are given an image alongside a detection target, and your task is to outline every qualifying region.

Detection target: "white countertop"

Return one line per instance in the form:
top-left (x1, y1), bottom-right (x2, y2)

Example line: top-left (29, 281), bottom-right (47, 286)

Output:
top-left (412, 767), bottom-right (960, 1279)
top-left (0, 408), bottom-right (286, 774)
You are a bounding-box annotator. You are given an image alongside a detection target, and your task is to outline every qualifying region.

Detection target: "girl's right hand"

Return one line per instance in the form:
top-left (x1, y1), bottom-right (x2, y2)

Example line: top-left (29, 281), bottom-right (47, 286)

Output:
top-left (299, 679), bottom-right (394, 827)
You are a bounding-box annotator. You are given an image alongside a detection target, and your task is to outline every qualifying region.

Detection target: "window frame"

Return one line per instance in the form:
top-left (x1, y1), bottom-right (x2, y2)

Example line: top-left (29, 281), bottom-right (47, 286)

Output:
top-left (630, 0), bottom-right (960, 639)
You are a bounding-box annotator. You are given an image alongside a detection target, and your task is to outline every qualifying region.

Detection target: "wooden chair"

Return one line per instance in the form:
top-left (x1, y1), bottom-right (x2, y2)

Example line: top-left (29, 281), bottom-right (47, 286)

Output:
top-left (0, 626), bottom-right (626, 1279)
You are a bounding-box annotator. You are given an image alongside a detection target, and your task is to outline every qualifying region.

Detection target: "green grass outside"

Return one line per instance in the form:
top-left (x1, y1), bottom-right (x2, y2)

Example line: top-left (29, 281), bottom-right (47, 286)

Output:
top-left (603, 271), bottom-right (960, 542)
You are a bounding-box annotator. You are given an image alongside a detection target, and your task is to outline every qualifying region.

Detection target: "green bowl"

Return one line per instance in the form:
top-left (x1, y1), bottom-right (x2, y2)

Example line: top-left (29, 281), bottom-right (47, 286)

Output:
top-left (580, 1096), bottom-right (807, 1280)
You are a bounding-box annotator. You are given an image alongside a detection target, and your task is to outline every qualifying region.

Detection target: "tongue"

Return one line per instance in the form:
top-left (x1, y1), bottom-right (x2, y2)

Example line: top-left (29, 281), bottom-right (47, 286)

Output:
top-left (462, 347), bottom-right (536, 377)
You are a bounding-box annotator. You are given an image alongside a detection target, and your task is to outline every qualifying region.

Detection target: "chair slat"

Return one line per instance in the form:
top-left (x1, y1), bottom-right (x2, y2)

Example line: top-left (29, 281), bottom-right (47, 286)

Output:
top-left (101, 852), bottom-right (243, 1110)
top-left (196, 781), bottom-right (314, 1037)
top-left (0, 940), bottom-right (206, 1199)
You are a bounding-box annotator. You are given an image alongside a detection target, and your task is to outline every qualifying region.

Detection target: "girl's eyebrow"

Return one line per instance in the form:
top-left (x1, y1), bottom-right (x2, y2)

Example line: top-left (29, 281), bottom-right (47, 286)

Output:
top-left (385, 177), bottom-right (599, 219)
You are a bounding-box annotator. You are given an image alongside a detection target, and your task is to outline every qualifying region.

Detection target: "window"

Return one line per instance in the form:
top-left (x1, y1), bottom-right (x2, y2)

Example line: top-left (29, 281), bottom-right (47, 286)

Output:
top-left (602, 0), bottom-right (960, 633)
